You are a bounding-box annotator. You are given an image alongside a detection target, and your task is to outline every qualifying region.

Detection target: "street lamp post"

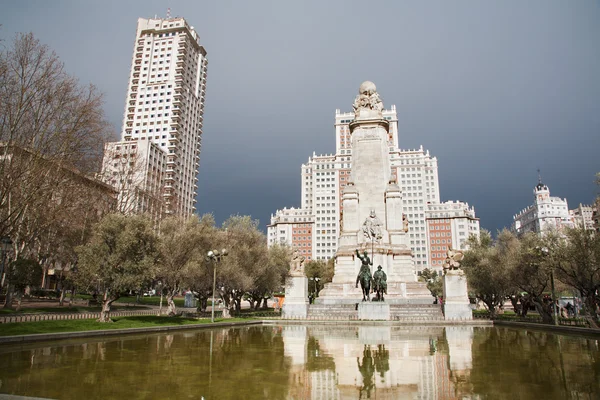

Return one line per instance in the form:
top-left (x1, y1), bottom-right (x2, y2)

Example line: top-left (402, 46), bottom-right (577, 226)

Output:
top-left (541, 246), bottom-right (559, 326)
top-left (207, 249), bottom-right (228, 323)
top-left (0, 237), bottom-right (13, 288)
top-left (310, 277), bottom-right (320, 296)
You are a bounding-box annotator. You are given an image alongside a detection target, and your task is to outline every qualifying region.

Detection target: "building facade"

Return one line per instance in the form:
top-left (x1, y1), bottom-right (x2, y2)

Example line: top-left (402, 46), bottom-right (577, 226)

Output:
top-left (425, 201), bottom-right (480, 270)
top-left (269, 103), bottom-right (477, 272)
top-left (513, 179), bottom-right (573, 236)
top-left (100, 140), bottom-right (165, 219)
top-left (102, 16), bottom-right (208, 216)
top-left (569, 203), bottom-right (595, 231)
top-left (267, 208), bottom-right (314, 259)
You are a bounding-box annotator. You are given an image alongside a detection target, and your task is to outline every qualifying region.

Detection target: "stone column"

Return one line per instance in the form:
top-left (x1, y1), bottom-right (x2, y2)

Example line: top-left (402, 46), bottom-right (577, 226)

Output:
top-left (282, 276), bottom-right (309, 318)
top-left (443, 270), bottom-right (472, 320)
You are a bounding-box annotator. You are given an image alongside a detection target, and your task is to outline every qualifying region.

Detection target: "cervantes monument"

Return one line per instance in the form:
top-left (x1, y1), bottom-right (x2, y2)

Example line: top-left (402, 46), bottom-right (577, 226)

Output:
top-left (317, 81), bottom-right (430, 305)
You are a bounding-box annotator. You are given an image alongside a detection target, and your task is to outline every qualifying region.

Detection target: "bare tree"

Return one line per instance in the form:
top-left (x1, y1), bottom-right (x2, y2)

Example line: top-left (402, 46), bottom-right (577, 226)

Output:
top-left (1, 33), bottom-right (110, 240)
top-left (0, 33), bottom-right (111, 305)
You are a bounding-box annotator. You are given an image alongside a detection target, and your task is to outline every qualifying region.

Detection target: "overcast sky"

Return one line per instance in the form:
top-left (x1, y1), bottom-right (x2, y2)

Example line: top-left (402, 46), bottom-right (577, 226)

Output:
top-left (2, 1), bottom-right (599, 233)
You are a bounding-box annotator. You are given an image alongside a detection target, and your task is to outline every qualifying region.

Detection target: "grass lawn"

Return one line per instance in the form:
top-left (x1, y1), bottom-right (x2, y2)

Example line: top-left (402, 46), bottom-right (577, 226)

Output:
top-left (0, 315), bottom-right (248, 337)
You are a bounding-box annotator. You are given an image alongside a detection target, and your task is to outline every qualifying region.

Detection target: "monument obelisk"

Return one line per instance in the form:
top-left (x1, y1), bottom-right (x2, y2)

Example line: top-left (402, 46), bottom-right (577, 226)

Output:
top-left (317, 81), bottom-right (430, 304)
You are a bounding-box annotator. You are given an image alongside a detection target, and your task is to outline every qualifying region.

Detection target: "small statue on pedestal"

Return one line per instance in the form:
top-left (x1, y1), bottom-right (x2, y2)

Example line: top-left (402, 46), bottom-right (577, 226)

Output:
top-left (372, 266), bottom-right (387, 302)
top-left (290, 249), bottom-right (305, 277)
top-left (443, 248), bottom-right (464, 275)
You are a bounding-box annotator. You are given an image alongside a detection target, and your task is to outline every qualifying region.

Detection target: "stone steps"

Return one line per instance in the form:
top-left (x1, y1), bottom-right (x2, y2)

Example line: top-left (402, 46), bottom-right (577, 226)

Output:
top-left (304, 303), bottom-right (444, 321)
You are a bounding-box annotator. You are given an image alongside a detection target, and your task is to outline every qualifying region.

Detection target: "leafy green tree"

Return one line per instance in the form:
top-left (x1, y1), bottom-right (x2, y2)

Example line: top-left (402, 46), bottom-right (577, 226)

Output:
top-left (509, 232), bottom-right (555, 323)
top-left (218, 215), bottom-right (268, 313)
top-left (461, 230), bottom-right (515, 316)
top-left (304, 259), bottom-right (334, 298)
top-left (157, 214), bottom-right (214, 315)
top-left (75, 214), bottom-right (159, 322)
top-left (552, 227), bottom-right (600, 326)
top-left (419, 268), bottom-right (442, 300)
top-left (6, 258), bottom-right (42, 311)
top-left (247, 243), bottom-right (290, 309)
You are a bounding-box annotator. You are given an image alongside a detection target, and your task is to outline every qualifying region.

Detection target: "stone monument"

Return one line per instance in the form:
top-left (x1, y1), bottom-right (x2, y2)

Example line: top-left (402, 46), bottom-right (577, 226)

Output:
top-left (317, 81), bottom-right (430, 306)
top-left (442, 249), bottom-right (472, 320)
top-left (282, 249), bottom-right (309, 318)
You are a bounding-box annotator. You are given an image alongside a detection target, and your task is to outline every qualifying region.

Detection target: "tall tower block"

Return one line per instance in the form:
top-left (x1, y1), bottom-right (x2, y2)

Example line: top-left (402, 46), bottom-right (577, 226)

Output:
top-left (121, 17), bottom-right (208, 216)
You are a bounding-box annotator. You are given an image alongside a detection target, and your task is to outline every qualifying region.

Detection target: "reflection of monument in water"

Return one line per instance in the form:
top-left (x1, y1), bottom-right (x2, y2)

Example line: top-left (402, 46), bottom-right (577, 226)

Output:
top-left (317, 82), bottom-right (431, 306)
top-left (281, 324), bottom-right (475, 399)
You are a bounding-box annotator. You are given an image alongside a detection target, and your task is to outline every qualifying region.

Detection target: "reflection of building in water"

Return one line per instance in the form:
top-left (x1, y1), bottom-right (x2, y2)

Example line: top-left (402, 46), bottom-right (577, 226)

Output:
top-left (282, 325), bottom-right (471, 399)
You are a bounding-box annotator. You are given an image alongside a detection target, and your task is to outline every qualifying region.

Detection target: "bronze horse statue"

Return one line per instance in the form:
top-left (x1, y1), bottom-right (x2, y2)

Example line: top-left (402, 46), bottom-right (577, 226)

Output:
top-left (356, 249), bottom-right (373, 302)
top-left (356, 267), bottom-right (372, 302)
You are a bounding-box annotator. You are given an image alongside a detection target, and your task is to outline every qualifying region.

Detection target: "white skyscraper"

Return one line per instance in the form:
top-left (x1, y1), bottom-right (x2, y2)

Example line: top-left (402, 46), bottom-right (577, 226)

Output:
top-left (103, 16), bottom-right (208, 216)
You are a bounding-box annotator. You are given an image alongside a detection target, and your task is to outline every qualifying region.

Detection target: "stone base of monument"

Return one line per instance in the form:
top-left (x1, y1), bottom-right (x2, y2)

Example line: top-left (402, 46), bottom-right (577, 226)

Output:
top-left (316, 281), bottom-right (432, 305)
top-left (358, 302), bottom-right (390, 320)
top-left (316, 249), bottom-right (432, 305)
top-left (443, 270), bottom-right (473, 321)
top-left (282, 276), bottom-right (309, 319)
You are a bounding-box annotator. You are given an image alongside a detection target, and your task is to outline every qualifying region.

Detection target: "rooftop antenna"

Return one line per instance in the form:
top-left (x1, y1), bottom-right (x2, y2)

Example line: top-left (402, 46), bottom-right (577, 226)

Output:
top-left (166, 8), bottom-right (171, 19)
top-left (537, 168), bottom-right (542, 184)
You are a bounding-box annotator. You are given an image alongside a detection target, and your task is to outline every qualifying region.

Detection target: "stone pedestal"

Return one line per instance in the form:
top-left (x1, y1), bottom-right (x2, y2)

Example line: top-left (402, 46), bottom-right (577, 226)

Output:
top-left (282, 276), bottom-right (309, 318)
top-left (443, 270), bottom-right (472, 320)
top-left (358, 302), bottom-right (390, 320)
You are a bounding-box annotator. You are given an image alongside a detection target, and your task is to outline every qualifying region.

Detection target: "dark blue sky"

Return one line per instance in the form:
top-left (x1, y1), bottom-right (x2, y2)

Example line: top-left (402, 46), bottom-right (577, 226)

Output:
top-left (2, 1), bottom-right (599, 233)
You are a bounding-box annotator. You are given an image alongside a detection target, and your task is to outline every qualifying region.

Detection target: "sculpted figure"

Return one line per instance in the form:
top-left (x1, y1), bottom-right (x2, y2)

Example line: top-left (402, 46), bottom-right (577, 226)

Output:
top-left (362, 210), bottom-right (383, 243)
top-left (372, 265), bottom-right (387, 302)
top-left (355, 249), bottom-right (373, 301)
top-left (290, 249), bottom-right (305, 277)
top-left (402, 213), bottom-right (409, 233)
top-left (443, 248), bottom-right (464, 272)
top-left (352, 81), bottom-right (384, 118)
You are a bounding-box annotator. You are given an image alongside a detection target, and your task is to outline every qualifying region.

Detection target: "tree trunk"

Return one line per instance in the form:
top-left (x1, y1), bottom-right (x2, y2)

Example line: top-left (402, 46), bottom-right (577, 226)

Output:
top-left (199, 298), bottom-right (207, 312)
top-left (166, 293), bottom-right (177, 316)
top-left (59, 286), bottom-right (66, 306)
top-left (158, 292), bottom-right (164, 316)
top-left (583, 295), bottom-right (599, 328)
top-left (16, 292), bottom-right (22, 311)
top-left (483, 297), bottom-right (497, 318)
top-left (3, 284), bottom-right (14, 309)
top-left (531, 298), bottom-right (553, 324)
top-left (98, 292), bottom-right (114, 322)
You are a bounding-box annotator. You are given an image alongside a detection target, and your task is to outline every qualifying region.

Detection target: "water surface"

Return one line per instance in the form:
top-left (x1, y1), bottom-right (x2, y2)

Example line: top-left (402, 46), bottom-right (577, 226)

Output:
top-left (0, 325), bottom-right (598, 399)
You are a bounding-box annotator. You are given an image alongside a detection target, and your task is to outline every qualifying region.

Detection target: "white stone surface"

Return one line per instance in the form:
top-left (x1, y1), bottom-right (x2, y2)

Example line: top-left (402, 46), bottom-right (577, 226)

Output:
top-left (443, 270), bottom-right (472, 320)
top-left (358, 302), bottom-right (390, 320)
top-left (282, 276), bottom-right (309, 318)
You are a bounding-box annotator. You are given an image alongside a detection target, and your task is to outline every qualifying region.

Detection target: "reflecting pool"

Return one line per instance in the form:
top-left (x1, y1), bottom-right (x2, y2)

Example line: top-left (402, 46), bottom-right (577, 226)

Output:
top-left (0, 325), bottom-right (598, 399)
